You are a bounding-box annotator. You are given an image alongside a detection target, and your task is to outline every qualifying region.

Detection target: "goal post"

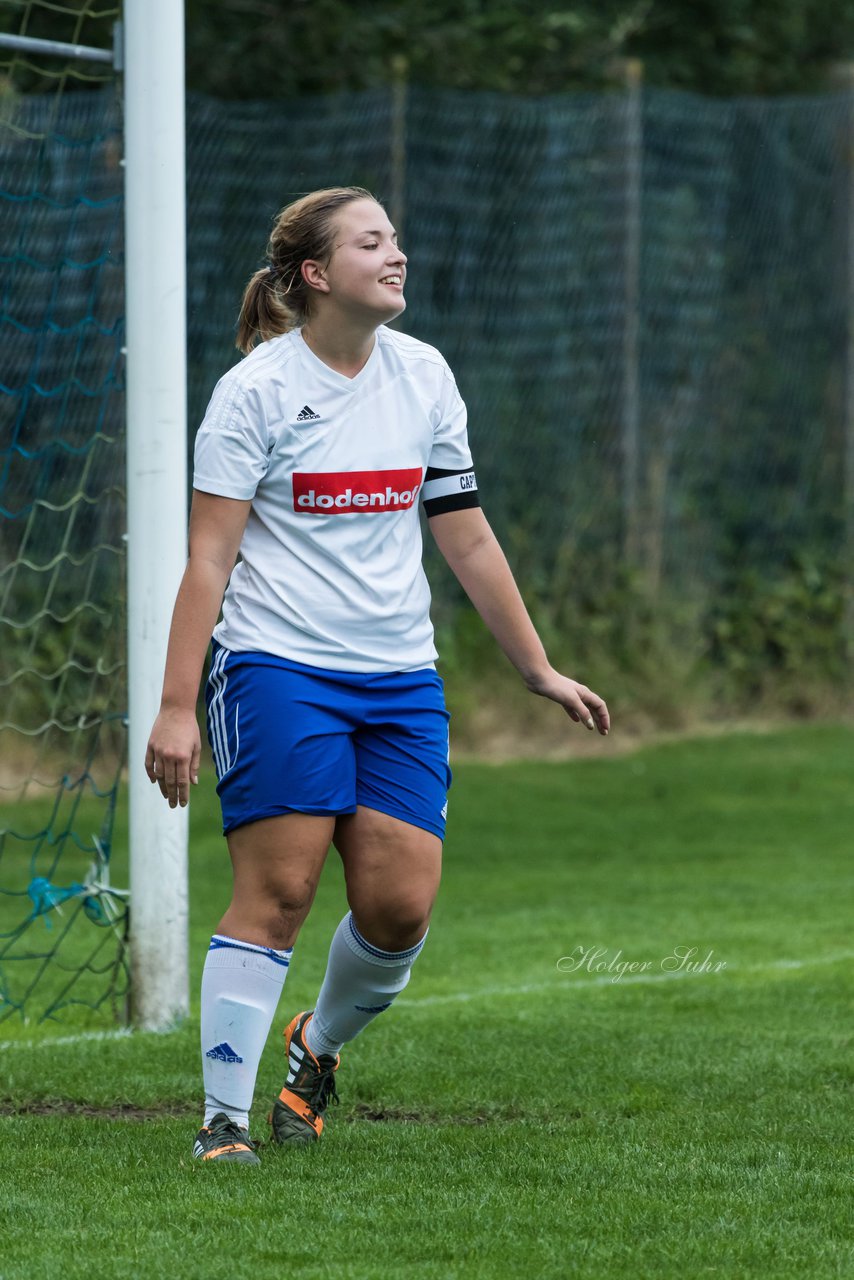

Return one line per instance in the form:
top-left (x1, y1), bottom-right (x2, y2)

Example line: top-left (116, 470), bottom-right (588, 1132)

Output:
top-left (123, 0), bottom-right (189, 1029)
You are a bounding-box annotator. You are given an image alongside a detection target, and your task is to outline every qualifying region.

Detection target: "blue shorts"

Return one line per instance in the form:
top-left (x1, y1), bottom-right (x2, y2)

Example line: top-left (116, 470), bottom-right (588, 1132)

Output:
top-left (204, 643), bottom-right (452, 840)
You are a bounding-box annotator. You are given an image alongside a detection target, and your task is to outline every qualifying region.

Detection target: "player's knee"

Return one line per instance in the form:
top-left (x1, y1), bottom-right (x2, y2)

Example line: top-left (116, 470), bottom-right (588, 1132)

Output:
top-left (358, 897), bottom-right (432, 951)
top-left (258, 879), bottom-right (316, 938)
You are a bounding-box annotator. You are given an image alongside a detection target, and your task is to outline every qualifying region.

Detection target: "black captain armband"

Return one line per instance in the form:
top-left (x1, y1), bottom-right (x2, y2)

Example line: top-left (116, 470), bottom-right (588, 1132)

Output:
top-left (421, 466), bottom-right (480, 517)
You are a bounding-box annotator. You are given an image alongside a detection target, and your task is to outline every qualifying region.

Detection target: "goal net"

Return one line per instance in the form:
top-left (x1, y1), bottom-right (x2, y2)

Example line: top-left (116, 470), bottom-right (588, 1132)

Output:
top-left (0, 0), bottom-right (129, 1025)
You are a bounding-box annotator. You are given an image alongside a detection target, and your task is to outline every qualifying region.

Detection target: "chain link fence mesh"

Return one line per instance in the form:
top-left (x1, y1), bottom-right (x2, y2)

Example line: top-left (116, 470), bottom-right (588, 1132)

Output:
top-left (186, 86), bottom-right (850, 609)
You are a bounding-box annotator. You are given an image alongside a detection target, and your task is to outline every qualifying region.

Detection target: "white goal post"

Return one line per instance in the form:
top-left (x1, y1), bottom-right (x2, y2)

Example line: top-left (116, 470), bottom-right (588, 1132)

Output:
top-left (124, 0), bottom-right (189, 1029)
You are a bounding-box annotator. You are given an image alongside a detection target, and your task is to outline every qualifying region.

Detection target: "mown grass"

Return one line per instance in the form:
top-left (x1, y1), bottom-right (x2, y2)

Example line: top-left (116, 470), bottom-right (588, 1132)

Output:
top-left (1, 725), bottom-right (853, 1279)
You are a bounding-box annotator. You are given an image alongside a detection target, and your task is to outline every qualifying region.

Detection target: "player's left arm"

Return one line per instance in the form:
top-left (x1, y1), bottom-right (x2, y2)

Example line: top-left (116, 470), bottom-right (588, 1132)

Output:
top-left (429, 507), bottom-right (610, 735)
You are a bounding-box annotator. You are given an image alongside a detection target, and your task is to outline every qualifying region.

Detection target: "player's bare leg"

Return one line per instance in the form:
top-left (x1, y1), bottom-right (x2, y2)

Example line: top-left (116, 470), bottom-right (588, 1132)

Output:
top-left (269, 808), bottom-right (440, 1145)
top-left (219, 812), bottom-right (335, 948)
top-left (335, 805), bottom-right (441, 948)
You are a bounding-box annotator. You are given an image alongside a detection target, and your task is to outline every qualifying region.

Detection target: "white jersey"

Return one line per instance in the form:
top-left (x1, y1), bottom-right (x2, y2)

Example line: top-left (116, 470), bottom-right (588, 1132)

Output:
top-left (193, 326), bottom-right (479, 672)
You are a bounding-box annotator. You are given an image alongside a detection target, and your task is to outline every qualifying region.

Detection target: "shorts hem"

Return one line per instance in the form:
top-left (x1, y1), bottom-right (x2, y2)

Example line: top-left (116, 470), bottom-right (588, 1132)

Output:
top-left (222, 803), bottom-right (357, 836)
top-left (354, 799), bottom-right (446, 842)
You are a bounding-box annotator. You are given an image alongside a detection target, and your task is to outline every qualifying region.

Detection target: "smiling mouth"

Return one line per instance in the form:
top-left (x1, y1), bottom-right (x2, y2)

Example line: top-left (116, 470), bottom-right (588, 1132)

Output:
top-left (379, 275), bottom-right (403, 286)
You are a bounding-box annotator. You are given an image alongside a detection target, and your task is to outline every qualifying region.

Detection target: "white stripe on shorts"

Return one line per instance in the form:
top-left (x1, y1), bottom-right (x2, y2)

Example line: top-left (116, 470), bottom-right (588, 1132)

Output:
top-left (207, 647), bottom-right (230, 775)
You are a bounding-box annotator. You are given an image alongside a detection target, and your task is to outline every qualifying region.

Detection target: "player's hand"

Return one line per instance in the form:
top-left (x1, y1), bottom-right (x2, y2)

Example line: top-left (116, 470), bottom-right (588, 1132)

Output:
top-left (145, 707), bottom-right (202, 808)
top-left (525, 667), bottom-right (610, 735)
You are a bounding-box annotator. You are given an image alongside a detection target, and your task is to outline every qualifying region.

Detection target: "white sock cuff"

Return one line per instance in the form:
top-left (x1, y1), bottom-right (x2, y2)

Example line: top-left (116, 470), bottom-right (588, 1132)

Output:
top-left (206, 935), bottom-right (293, 977)
top-left (341, 913), bottom-right (428, 968)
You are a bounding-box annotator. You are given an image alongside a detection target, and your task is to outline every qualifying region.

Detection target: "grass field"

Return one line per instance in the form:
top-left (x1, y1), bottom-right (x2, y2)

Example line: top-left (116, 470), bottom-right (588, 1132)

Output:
top-left (1, 724), bottom-right (853, 1279)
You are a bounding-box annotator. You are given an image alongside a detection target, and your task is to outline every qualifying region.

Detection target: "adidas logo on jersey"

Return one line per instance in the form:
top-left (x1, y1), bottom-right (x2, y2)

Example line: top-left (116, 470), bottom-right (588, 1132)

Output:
top-left (205, 1041), bottom-right (244, 1063)
top-left (296, 404), bottom-right (321, 421)
top-left (294, 467), bottom-right (423, 514)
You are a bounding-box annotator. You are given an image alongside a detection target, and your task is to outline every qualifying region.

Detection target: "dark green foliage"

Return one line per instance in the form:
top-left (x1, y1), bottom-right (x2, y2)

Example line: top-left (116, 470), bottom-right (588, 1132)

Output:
top-left (4, 1), bottom-right (854, 98)
top-left (429, 535), bottom-right (848, 737)
top-left (705, 552), bottom-right (847, 706)
top-left (184, 0), bottom-right (854, 100)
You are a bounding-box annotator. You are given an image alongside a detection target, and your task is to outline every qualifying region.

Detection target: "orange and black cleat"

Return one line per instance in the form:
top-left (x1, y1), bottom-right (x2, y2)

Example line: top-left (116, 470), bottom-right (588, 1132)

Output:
top-left (268, 1010), bottom-right (340, 1146)
top-left (193, 1112), bottom-right (260, 1165)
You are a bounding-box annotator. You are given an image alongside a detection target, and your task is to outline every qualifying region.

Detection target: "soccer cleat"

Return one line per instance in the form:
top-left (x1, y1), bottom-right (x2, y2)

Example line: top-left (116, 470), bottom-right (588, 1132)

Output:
top-left (268, 1010), bottom-right (340, 1146)
top-left (193, 1112), bottom-right (261, 1165)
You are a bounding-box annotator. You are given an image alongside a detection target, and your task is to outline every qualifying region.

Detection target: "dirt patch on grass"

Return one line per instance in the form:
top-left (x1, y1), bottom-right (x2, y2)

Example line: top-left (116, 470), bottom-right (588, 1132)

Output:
top-left (350, 1103), bottom-right (493, 1125)
top-left (0, 1098), bottom-right (561, 1126)
top-left (0, 1099), bottom-right (193, 1121)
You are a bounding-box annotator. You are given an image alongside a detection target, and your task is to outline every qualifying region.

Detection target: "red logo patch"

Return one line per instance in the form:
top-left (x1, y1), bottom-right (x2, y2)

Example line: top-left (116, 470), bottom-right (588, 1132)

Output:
top-left (293, 468), bottom-right (423, 514)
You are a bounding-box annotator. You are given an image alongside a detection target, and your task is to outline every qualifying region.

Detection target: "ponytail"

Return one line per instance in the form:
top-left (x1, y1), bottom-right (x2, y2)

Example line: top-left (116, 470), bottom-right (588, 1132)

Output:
top-left (236, 267), bottom-right (301, 355)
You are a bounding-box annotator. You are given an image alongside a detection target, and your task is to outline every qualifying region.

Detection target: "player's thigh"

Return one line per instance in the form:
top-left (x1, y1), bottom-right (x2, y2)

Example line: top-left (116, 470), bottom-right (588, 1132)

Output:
top-left (333, 806), bottom-right (442, 949)
top-left (227, 812), bottom-right (336, 912)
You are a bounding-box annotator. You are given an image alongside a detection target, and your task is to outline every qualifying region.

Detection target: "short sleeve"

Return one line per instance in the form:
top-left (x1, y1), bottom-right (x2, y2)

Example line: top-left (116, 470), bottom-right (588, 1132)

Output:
top-left (193, 372), bottom-right (271, 501)
top-left (422, 363), bottom-right (480, 517)
top-left (428, 366), bottom-right (474, 472)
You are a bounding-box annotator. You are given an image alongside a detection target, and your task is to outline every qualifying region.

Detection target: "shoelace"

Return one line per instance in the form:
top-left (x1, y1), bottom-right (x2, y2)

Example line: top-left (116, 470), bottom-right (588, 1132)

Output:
top-left (309, 1061), bottom-right (340, 1113)
top-left (207, 1115), bottom-right (256, 1150)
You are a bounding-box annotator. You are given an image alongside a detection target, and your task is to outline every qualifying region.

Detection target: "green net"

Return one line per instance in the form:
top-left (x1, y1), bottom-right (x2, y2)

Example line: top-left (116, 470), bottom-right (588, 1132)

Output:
top-left (0, 1), bottom-right (128, 1025)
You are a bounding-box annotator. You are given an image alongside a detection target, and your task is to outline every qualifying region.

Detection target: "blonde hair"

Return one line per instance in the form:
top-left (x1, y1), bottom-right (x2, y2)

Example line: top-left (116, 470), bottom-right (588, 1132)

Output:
top-left (236, 186), bottom-right (379, 354)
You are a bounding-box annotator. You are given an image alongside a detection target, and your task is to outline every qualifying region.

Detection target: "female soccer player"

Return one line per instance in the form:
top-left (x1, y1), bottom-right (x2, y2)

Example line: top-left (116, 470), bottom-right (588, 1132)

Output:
top-left (146, 186), bottom-right (610, 1164)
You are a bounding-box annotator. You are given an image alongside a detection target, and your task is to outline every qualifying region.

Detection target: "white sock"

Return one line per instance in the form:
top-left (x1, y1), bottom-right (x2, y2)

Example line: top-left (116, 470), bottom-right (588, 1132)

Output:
top-left (201, 934), bottom-right (292, 1128)
top-left (305, 912), bottom-right (427, 1059)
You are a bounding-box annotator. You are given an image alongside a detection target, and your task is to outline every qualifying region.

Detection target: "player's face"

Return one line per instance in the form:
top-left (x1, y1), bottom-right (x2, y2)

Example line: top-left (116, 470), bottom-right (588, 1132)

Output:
top-left (322, 200), bottom-right (407, 323)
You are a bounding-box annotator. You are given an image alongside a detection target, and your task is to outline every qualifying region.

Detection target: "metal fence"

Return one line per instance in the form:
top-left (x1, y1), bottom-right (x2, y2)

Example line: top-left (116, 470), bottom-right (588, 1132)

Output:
top-left (5, 82), bottom-right (854, 660)
top-left (185, 87), bottom-right (853, 618)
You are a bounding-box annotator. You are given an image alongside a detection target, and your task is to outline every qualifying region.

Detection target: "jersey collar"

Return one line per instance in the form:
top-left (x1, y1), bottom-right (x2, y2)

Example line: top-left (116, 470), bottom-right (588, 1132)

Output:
top-left (296, 328), bottom-right (381, 390)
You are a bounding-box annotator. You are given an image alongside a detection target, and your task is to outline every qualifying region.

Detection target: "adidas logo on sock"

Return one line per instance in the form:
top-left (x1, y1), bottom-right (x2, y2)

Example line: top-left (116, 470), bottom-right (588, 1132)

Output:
top-left (205, 1041), bottom-right (244, 1063)
top-left (296, 404), bottom-right (321, 422)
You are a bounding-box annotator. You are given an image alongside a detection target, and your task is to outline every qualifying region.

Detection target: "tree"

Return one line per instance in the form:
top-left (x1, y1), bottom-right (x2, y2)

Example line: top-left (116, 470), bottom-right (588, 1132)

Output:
top-left (184, 0), bottom-right (854, 100)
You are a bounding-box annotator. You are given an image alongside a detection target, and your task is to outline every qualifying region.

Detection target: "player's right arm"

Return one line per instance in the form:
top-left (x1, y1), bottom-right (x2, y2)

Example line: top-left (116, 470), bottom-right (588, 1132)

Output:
top-left (145, 490), bottom-right (252, 809)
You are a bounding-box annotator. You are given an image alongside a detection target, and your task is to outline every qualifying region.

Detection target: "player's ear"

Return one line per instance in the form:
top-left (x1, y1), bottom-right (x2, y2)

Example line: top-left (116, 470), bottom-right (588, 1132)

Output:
top-left (301, 260), bottom-right (329, 294)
